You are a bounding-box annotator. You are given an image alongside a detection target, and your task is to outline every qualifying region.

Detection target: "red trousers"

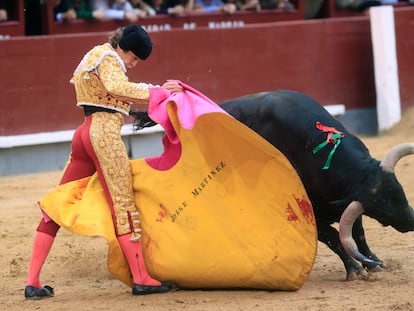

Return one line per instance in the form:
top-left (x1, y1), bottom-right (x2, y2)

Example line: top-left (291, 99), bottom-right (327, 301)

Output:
top-left (37, 112), bottom-right (139, 237)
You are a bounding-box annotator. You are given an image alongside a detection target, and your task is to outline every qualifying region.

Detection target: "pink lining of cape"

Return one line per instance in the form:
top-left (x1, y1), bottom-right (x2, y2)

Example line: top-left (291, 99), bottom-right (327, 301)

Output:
top-left (145, 81), bottom-right (229, 171)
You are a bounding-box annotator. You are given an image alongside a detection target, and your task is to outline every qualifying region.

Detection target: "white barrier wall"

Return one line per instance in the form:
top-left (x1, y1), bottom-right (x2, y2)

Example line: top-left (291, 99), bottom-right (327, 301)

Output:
top-left (0, 126), bottom-right (165, 176)
top-left (0, 106), bottom-right (345, 176)
top-left (370, 5), bottom-right (401, 132)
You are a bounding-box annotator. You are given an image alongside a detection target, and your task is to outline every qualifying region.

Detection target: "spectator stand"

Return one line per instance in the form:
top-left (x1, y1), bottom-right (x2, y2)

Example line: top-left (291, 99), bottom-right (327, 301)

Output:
top-left (41, 0), bottom-right (304, 35)
top-left (0, 0), bottom-right (25, 38)
top-left (324, 0), bottom-right (413, 18)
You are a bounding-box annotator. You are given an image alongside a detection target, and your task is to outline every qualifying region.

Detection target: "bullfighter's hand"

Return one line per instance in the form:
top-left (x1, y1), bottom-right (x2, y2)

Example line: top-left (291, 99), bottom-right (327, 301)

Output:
top-left (162, 81), bottom-right (183, 93)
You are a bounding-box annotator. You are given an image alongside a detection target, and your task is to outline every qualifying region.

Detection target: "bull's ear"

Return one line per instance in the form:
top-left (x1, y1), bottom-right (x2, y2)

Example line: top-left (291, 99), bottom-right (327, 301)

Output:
top-left (129, 109), bottom-right (158, 130)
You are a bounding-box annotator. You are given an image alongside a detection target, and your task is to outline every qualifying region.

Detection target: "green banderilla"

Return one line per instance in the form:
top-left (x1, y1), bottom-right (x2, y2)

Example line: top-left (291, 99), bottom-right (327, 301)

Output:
top-left (312, 133), bottom-right (343, 170)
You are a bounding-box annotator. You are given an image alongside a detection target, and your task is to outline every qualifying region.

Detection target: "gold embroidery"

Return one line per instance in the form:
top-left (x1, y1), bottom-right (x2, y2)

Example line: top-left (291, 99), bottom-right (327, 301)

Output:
top-left (71, 43), bottom-right (151, 115)
top-left (89, 112), bottom-right (141, 236)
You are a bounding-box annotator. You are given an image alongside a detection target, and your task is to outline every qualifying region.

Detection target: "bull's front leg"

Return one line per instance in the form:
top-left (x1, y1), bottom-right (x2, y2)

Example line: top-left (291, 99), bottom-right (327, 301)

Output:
top-left (352, 216), bottom-right (384, 271)
top-left (317, 222), bottom-right (367, 281)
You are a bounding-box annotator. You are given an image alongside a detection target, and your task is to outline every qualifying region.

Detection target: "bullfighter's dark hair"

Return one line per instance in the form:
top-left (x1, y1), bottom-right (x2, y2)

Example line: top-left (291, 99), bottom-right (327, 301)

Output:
top-left (108, 27), bottom-right (124, 48)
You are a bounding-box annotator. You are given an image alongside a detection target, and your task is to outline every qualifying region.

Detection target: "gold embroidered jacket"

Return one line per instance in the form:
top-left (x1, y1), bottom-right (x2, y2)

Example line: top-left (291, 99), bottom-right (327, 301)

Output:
top-left (70, 43), bottom-right (151, 115)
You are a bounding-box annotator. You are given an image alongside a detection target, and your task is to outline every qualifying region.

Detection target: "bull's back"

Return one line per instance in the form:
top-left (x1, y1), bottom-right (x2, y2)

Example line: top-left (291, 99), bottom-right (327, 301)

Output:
top-left (220, 90), bottom-right (347, 156)
top-left (220, 90), bottom-right (374, 211)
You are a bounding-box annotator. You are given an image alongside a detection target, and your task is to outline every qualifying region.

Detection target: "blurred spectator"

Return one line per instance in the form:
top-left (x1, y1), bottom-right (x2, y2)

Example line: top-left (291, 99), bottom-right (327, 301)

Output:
top-left (305, 0), bottom-right (324, 18)
top-left (74, 0), bottom-right (105, 19)
top-left (129, 0), bottom-right (157, 16)
top-left (111, 0), bottom-right (134, 10)
top-left (239, 0), bottom-right (261, 11)
top-left (0, 0), bottom-right (8, 22)
top-left (92, 0), bottom-right (138, 22)
top-left (305, 0), bottom-right (381, 19)
top-left (259, 0), bottom-right (294, 10)
top-left (227, 0), bottom-right (260, 11)
top-left (192, 0), bottom-right (237, 13)
top-left (54, 0), bottom-right (77, 22)
top-left (226, 0), bottom-right (293, 11)
top-left (336, 0), bottom-right (381, 11)
top-left (110, 0), bottom-right (140, 21)
top-left (54, 0), bottom-right (106, 21)
top-left (147, 0), bottom-right (187, 15)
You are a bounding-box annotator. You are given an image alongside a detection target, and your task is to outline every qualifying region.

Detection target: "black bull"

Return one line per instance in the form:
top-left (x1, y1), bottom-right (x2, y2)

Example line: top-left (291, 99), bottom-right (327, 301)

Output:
top-left (130, 90), bottom-right (414, 281)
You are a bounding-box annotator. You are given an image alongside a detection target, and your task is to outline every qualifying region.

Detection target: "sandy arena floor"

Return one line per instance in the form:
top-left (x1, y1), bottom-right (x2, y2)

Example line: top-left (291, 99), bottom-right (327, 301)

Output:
top-left (0, 109), bottom-right (413, 311)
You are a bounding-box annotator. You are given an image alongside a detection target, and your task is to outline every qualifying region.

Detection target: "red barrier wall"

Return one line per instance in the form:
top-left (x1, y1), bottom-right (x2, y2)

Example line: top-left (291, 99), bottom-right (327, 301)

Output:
top-left (1, 7), bottom-right (413, 136)
top-left (395, 7), bottom-right (414, 111)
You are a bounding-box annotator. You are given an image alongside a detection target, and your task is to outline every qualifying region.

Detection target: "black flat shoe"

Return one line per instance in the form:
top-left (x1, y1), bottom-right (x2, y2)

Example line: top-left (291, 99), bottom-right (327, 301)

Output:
top-left (132, 282), bottom-right (177, 295)
top-left (24, 285), bottom-right (54, 300)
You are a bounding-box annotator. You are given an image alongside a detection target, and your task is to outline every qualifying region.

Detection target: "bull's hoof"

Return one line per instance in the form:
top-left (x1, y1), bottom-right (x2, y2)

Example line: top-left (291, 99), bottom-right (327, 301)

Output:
top-left (346, 267), bottom-right (368, 281)
top-left (363, 257), bottom-right (384, 270)
top-left (367, 264), bottom-right (385, 273)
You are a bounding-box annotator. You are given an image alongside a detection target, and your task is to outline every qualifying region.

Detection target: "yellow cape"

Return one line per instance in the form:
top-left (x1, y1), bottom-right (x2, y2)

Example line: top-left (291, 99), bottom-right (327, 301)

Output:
top-left (40, 100), bottom-right (317, 291)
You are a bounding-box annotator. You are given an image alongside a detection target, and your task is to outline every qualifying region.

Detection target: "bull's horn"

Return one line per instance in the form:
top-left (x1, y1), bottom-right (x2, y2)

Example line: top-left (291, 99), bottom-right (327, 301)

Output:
top-left (339, 201), bottom-right (382, 266)
top-left (380, 142), bottom-right (414, 173)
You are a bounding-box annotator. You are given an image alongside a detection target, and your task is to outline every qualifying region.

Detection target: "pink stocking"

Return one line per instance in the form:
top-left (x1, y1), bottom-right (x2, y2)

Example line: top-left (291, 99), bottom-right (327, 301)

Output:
top-left (117, 234), bottom-right (161, 286)
top-left (26, 231), bottom-right (55, 288)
